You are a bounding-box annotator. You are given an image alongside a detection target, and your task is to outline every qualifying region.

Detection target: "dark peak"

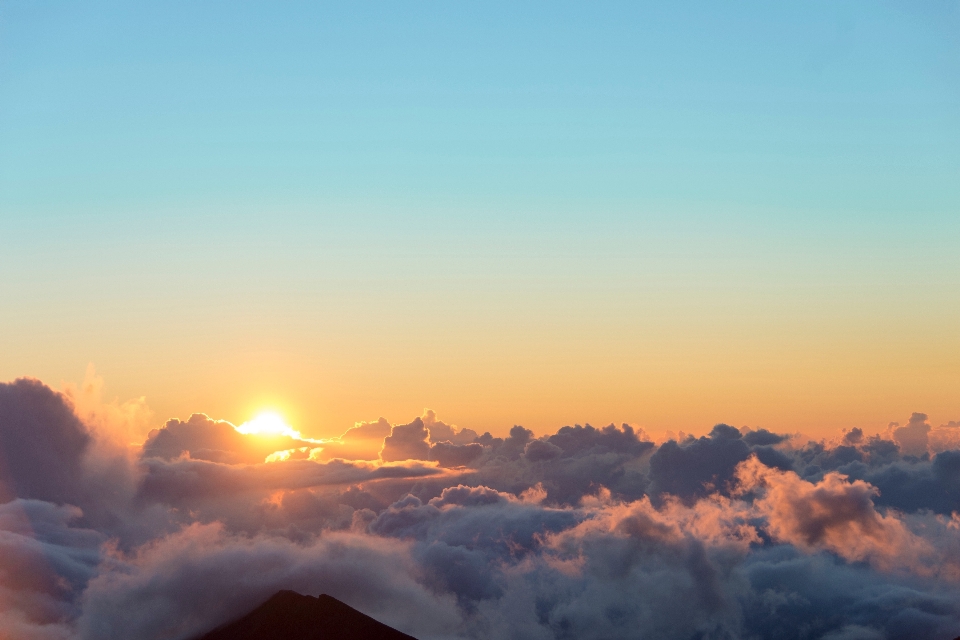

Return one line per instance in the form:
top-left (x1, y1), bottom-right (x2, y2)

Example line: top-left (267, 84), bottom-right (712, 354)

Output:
top-left (195, 589), bottom-right (417, 640)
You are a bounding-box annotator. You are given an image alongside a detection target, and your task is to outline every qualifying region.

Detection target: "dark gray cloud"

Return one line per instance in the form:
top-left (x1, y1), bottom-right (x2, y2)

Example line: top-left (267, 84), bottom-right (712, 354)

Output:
top-left (852, 450), bottom-right (960, 515)
top-left (430, 441), bottom-right (485, 468)
top-left (0, 499), bottom-right (104, 640)
top-left (546, 423), bottom-right (652, 458)
top-left (786, 427), bottom-right (960, 516)
top-left (380, 415), bottom-right (486, 468)
top-left (0, 379), bottom-right (91, 504)
top-left (741, 427), bottom-right (789, 446)
top-left (1, 378), bottom-right (960, 639)
top-left (522, 439), bottom-right (562, 462)
top-left (648, 423), bottom-right (792, 504)
top-left (739, 546), bottom-right (960, 640)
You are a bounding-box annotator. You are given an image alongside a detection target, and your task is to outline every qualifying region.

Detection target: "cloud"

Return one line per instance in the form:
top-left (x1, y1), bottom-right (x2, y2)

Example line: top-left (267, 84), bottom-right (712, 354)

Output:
top-left (891, 412), bottom-right (932, 457)
top-left (430, 442), bottom-right (484, 468)
top-left (931, 419), bottom-right (960, 454)
top-left (136, 456), bottom-right (447, 508)
top-left (0, 379), bottom-right (92, 505)
top-left (2, 377), bottom-right (960, 639)
top-left (648, 423), bottom-right (791, 503)
top-left (422, 410), bottom-right (479, 446)
top-left (308, 411), bottom-right (483, 465)
top-left (75, 523), bottom-right (462, 640)
top-left (0, 499), bottom-right (103, 640)
top-left (741, 427), bottom-right (789, 446)
top-left (310, 418), bottom-right (392, 461)
top-left (734, 457), bottom-right (938, 572)
top-left (380, 418), bottom-right (431, 462)
top-left (522, 439), bottom-right (562, 462)
top-left (142, 414), bottom-right (317, 465)
top-left (378, 414), bottom-right (483, 468)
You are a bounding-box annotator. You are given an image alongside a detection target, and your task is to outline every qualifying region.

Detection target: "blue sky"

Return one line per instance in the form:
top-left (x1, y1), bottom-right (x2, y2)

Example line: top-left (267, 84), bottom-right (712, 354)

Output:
top-left (4, 2), bottom-right (957, 216)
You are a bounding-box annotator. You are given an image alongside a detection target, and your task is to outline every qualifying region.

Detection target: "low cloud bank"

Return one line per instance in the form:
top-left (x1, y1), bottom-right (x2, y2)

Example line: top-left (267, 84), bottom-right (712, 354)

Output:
top-left (1, 377), bottom-right (959, 639)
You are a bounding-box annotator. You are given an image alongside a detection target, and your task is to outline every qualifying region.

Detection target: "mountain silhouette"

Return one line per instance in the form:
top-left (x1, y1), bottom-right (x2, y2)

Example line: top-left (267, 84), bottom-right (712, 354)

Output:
top-left (194, 590), bottom-right (418, 640)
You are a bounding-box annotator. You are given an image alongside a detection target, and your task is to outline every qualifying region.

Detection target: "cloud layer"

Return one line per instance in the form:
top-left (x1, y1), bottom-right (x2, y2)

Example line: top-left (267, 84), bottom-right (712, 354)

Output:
top-left (1, 377), bottom-right (959, 639)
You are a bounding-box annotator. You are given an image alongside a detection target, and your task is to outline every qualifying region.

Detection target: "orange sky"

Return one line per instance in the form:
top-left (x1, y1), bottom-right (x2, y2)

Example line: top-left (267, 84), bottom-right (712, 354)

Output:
top-left (2, 1), bottom-right (958, 443)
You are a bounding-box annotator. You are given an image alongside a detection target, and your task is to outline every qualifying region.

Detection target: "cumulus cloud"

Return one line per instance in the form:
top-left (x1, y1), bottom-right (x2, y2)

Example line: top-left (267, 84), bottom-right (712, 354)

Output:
top-left (310, 418), bottom-right (393, 461)
top-left (142, 414), bottom-right (318, 465)
top-left (422, 410), bottom-right (479, 445)
top-left (430, 441), bottom-right (484, 468)
top-left (0, 379), bottom-right (92, 505)
top-left (0, 499), bottom-right (103, 640)
top-left (734, 457), bottom-right (937, 572)
top-left (313, 411), bottom-right (482, 463)
top-left (380, 418), bottom-right (432, 462)
top-left (522, 439), bottom-right (562, 462)
top-left (648, 423), bottom-right (791, 503)
top-left (931, 419), bottom-right (960, 454)
top-left (378, 413), bottom-right (485, 468)
top-left (891, 412), bottom-right (932, 457)
top-left (1, 377), bottom-right (960, 639)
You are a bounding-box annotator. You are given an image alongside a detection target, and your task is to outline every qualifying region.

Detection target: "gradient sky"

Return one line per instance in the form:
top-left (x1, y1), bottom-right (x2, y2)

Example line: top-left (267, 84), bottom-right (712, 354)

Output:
top-left (1, 1), bottom-right (958, 439)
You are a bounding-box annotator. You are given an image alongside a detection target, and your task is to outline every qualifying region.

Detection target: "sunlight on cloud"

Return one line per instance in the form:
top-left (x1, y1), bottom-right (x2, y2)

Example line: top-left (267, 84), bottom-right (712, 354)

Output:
top-left (3, 375), bottom-right (960, 640)
top-left (235, 411), bottom-right (317, 443)
top-left (263, 449), bottom-right (293, 463)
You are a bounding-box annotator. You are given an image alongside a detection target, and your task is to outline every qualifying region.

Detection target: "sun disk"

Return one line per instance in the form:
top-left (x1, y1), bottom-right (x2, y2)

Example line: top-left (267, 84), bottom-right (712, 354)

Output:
top-left (236, 411), bottom-right (303, 440)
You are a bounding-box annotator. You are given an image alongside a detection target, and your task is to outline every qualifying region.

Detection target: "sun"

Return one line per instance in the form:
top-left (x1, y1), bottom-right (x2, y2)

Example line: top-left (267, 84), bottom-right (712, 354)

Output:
top-left (235, 411), bottom-right (302, 440)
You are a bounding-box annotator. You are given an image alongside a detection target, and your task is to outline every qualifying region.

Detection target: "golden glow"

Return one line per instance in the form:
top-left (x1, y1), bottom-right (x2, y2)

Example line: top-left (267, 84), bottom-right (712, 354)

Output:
top-left (264, 449), bottom-right (293, 463)
top-left (236, 411), bottom-right (305, 440)
top-left (263, 446), bottom-right (318, 463)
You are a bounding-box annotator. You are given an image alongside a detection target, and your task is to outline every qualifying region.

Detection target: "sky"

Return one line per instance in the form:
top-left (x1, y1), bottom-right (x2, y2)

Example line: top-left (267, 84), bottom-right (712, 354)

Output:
top-left (1, 1), bottom-right (959, 440)
top-left (2, 5), bottom-right (960, 638)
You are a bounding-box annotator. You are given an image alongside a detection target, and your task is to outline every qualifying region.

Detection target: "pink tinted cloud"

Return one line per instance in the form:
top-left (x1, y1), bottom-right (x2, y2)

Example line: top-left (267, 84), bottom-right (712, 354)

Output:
top-left (734, 456), bottom-right (938, 573)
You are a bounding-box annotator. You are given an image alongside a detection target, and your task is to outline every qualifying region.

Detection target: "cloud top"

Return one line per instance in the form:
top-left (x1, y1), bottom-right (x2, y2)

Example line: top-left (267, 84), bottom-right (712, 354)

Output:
top-left (0, 377), bottom-right (959, 639)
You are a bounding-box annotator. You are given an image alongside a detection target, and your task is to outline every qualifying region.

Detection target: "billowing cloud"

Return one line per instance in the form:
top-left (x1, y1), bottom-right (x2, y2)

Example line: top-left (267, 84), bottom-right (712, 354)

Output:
top-left (142, 414), bottom-right (318, 465)
top-left (734, 457), bottom-right (937, 572)
top-left (76, 523), bottom-right (462, 640)
top-left (891, 412), bottom-right (932, 457)
top-left (422, 410), bottom-right (479, 445)
top-left (931, 419), bottom-right (960, 454)
top-left (312, 412), bottom-right (483, 464)
top-left (1, 377), bottom-right (959, 639)
top-left (311, 418), bottom-right (393, 461)
top-left (430, 441), bottom-right (484, 468)
top-left (0, 379), bottom-right (91, 505)
top-left (0, 499), bottom-right (103, 640)
top-left (648, 423), bottom-right (791, 503)
top-left (380, 418), bottom-right (432, 462)
top-left (379, 414), bottom-right (486, 468)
